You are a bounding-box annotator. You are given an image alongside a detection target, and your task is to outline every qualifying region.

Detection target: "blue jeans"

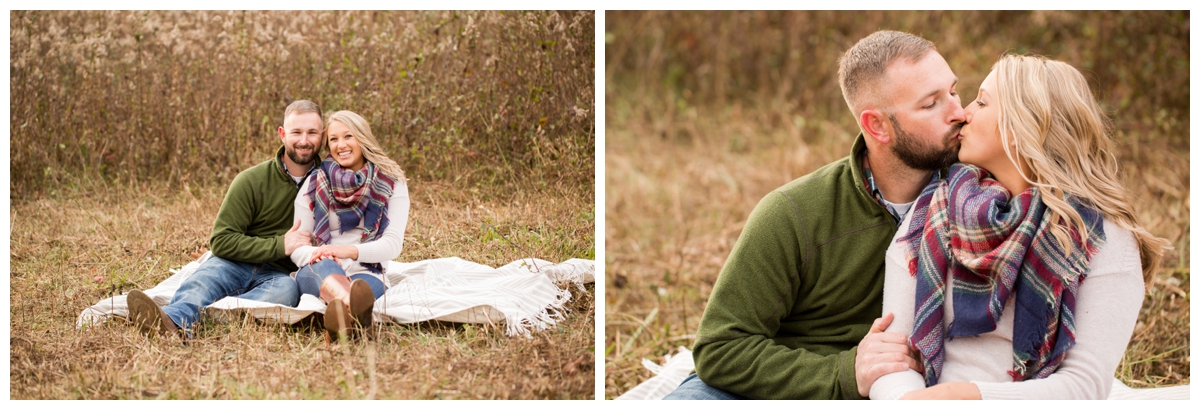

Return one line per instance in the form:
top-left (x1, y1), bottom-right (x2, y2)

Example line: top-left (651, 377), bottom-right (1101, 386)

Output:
top-left (662, 373), bottom-right (747, 400)
top-left (294, 258), bottom-right (386, 299)
top-left (161, 256), bottom-right (300, 333)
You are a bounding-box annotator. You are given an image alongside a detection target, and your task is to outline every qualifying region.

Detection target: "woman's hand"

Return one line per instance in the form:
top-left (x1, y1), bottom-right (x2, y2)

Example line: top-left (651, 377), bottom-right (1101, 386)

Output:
top-left (308, 245), bottom-right (359, 264)
top-left (899, 382), bottom-right (982, 400)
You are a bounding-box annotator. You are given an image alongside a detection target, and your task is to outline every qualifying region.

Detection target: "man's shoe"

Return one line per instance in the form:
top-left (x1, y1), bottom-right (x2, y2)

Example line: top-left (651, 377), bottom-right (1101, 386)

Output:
top-left (127, 290), bottom-right (180, 337)
top-left (349, 279), bottom-right (375, 329)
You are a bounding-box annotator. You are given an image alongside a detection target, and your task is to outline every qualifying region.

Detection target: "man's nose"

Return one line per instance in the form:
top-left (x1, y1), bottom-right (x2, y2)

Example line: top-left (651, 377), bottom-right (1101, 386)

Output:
top-left (953, 103), bottom-right (969, 124)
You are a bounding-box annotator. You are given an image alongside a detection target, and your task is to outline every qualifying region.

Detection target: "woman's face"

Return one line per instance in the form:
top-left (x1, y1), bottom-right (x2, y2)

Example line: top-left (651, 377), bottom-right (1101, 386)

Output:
top-left (959, 70), bottom-right (1006, 172)
top-left (326, 120), bottom-right (365, 171)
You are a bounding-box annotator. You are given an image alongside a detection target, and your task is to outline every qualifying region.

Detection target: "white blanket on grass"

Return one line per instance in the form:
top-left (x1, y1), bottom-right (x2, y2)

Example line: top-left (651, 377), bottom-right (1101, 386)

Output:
top-left (615, 347), bottom-right (1190, 400)
top-left (77, 252), bottom-right (594, 337)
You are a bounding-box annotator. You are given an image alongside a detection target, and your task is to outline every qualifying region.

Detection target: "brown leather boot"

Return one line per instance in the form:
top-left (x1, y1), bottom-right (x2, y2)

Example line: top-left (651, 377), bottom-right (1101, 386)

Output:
top-left (319, 275), bottom-right (354, 341)
top-left (349, 279), bottom-right (375, 330)
top-left (324, 299), bottom-right (352, 342)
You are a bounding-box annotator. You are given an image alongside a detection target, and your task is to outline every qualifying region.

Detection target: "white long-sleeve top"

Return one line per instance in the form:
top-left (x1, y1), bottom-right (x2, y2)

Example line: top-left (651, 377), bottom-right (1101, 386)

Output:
top-left (870, 213), bottom-right (1144, 400)
top-left (290, 176), bottom-right (411, 282)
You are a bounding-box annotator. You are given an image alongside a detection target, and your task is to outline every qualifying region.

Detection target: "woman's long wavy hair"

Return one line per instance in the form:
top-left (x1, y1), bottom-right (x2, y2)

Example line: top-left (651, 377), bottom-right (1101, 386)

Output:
top-left (992, 54), bottom-right (1168, 283)
top-left (324, 110), bottom-right (406, 183)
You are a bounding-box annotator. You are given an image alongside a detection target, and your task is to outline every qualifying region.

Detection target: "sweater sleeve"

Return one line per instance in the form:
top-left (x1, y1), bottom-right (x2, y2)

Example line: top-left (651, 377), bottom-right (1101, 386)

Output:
top-left (692, 192), bottom-right (860, 400)
top-left (354, 181), bottom-right (410, 263)
top-left (870, 213), bottom-right (928, 399)
top-left (290, 177), bottom-right (318, 268)
top-left (209, 169), bottom-right (287, 263)
top-left (973, 221), bottom-right (1143, 400)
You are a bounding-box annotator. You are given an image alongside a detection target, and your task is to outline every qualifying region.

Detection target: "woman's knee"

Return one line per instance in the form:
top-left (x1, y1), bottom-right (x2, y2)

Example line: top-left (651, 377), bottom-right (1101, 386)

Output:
top-left (302, 258), bottom-right (347, 279)
top-left (313, 258), bottom-right (343, 272)
top-left (297, 260), bottom-right (351, 298)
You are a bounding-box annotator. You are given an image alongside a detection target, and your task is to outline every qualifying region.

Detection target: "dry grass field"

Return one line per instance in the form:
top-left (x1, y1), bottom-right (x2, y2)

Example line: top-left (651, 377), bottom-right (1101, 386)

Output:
top-left (604, 11), bottom-right (1189, 398)
top-left (10, 182), bottom-right (594, 399)
top-left (10, 10), bottom-right (595, 399)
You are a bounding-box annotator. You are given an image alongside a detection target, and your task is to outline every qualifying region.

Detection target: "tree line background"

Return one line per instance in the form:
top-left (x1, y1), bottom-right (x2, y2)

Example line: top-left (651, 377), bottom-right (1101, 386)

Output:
top-left (11, 10), bottom-right (595, 196)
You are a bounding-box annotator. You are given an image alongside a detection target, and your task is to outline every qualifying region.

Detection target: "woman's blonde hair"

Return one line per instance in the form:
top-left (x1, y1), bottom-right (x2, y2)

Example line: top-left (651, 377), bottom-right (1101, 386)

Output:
top-left (324, 110), bottom-right (406, 182)
top-left (992, 54), bottom-right (1168, 282)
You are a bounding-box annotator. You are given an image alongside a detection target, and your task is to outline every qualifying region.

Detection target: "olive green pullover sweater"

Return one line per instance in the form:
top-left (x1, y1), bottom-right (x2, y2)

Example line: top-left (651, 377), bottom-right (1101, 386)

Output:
top-left (692, 135), bottom-right (898, 399)
top-left (209, 147), bottom-right (312, 273)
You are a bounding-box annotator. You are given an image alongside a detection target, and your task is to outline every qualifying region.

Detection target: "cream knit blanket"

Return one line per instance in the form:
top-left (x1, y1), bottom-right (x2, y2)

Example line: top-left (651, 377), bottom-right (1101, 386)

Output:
top-left (77, 252), bottom-right (594, 337)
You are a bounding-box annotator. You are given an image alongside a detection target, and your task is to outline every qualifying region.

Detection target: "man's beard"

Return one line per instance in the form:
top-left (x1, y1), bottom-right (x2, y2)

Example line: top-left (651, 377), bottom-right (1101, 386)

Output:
top-left (889, 114), bottom-right (961, 171)
top-left (286, 142), bottom-right (318, 166)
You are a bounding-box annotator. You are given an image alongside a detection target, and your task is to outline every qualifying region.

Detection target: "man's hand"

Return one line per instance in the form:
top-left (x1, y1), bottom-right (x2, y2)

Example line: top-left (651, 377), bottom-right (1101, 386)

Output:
top-left (855, 312), bottom-right (924, 397)
top-left (283, 219), bottom-right (311, 256)
top-left (899, 382), bottom-right (981, 400)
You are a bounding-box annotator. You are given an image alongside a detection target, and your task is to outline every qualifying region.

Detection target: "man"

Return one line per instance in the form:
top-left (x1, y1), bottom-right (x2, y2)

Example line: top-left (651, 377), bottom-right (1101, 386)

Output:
top-left (663, 30), bottom-right (966, 399)
top-left (127, 100), bottom-right (325, 338)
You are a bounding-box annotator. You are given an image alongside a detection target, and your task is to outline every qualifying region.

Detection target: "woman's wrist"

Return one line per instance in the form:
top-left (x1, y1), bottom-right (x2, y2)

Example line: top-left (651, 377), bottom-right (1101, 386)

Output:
top-left (339, 245), bottom-right (359, 260)
top-left (898, 382), bottom-right (982, 400)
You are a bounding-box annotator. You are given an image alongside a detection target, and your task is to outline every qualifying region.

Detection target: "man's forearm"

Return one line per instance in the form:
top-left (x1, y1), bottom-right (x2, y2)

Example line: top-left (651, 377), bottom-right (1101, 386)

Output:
top-left (693, 335), bottom-right (861, 399)
top-left (209, 230), bottom-right (286, 263)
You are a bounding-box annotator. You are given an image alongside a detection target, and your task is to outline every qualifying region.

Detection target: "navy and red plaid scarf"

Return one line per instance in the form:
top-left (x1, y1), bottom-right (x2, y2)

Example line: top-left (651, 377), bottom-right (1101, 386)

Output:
top-left (306, 157), bottom-right (396, 274)
top-left (899, 163), bottom-right (1105, 386)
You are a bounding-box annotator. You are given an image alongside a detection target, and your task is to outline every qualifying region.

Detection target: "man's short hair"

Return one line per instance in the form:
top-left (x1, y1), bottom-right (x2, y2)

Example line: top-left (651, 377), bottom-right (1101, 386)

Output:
top-left (837, 30), bottom-right (935, 113)
top-left (283, 99), bottom-right (322, 122)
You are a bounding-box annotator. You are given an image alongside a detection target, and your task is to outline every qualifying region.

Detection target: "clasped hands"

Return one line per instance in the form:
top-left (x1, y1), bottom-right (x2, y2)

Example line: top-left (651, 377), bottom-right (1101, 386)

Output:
top-left (307, 244), bottom-right (358, 264)
top-left (854, 312), bottom-right (980, 400)
top-left (282, 220), bottom-right (359, 264)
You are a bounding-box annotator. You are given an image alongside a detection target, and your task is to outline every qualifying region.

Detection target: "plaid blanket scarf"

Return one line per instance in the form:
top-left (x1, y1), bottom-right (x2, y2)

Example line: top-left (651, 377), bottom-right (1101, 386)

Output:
top-left (899, 163), bottom-right (1105, 386)
top-left (307, 157), bottom-right (396, 274)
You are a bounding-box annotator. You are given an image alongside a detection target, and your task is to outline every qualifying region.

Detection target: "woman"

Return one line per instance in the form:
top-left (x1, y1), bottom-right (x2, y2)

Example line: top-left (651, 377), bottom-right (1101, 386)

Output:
top-left (291, 110), bottom-right (410, 341)
top-left (870, 55), bottom-right (1168, 399)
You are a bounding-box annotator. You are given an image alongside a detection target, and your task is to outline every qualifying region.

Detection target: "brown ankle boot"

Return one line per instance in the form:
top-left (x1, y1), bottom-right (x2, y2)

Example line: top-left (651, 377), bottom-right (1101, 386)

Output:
top-left (349, 279), bottom-right (375, 329)
top-left (324, 299), bottom-right (352, 342)
top-left (318, 274), bottom-right (352, 305)
top-left (319, 275), bottom-right (354, 341)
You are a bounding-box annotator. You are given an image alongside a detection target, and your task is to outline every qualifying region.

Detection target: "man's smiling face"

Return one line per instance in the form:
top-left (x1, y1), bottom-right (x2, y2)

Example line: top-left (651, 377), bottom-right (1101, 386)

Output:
top-left (280, 112), bottom-right (322, 167)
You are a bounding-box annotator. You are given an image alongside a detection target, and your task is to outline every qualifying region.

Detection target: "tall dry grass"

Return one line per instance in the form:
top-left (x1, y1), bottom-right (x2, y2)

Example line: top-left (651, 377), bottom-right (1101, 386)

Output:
top-left (604, 10), bottom-right (1189, 398)
top-left (11, 10), bottom-right (594, 196)
top-left (10, 10), bottom-right (595, 399)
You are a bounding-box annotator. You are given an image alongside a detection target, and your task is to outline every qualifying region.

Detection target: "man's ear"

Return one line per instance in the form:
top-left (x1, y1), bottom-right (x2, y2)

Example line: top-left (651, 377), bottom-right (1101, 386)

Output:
top-left (278, 126), bottom-right (286, 143)
top-left (860, 109), bottom-right (891, 145)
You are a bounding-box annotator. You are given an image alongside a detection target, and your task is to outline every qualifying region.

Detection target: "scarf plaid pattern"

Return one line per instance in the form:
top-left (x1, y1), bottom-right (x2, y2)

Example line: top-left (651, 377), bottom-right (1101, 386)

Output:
top-left (307, 157), bottom-right (396, 274)
top-left (899, 163), bottom-right (1104, 386)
